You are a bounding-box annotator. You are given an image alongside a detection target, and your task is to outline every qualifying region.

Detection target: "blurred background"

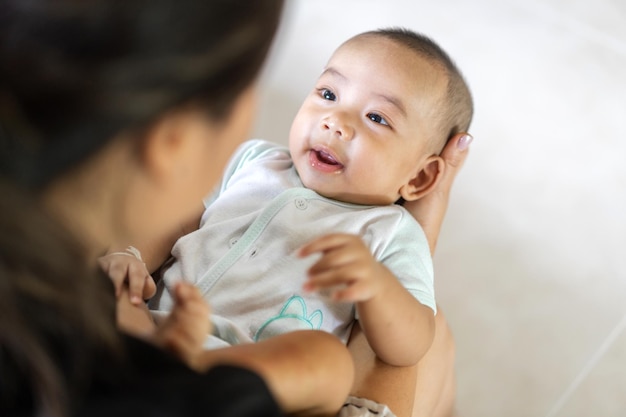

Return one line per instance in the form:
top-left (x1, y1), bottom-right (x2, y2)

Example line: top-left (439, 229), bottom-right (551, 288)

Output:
top-left (252, 1), bottom-right (626, 416)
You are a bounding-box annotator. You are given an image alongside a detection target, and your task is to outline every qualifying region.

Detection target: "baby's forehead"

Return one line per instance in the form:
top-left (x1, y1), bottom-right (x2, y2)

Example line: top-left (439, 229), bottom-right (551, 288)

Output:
top-left (331, 34), bottom-right (447, 88)
top-left (328, 35), bottom-right (446, 109)
top-left (340, 33), bottom-right (430, 61)
top-left (323, 35), bottom-right (447, 144)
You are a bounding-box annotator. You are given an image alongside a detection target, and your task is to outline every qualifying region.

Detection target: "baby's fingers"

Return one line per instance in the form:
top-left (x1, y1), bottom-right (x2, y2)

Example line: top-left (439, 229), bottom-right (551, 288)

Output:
top-left (127, 261), bottom-right (151, 305)
top-left (173, 282), bottom-right (211, 318)
top-left (143, 275), bottom-right (157, 300)
top-left (327, 281), bottom-right (373, 302)
top-left (100, 258), bottom-right (130, 296)
top-left (298, 233), bottom-right (356, 257)
top-left (304, 268), bottom-right (370, 302)
top-left (304, 263), bottom-right (357, 292)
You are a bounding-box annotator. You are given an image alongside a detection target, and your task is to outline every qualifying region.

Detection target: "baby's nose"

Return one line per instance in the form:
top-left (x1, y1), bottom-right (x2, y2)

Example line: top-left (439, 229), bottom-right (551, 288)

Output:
top-left (322, 114), bottom-right (354, 141)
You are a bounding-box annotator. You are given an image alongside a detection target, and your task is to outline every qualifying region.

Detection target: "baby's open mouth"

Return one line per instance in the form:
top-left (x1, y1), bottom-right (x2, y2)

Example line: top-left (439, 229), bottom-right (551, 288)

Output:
top-left (309, 148), bottom-right (344, 172)
top-left (315, 150), bottom-right (340, 166)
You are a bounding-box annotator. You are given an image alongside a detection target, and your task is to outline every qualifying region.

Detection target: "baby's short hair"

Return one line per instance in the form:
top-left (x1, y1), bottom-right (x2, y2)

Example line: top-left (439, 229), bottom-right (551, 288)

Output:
top-left (362, 28), bottom-right (473, 150)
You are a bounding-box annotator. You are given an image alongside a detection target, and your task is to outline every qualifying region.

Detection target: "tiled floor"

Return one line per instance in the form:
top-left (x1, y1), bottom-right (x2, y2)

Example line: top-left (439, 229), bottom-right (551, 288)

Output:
top-left (252, 1), bottom-right (626, 416)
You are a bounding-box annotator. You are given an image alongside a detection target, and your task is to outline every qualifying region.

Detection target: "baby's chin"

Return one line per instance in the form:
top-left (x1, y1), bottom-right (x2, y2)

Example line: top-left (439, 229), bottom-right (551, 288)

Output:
top-left (297, 176), bottom-right (347, 202)
top-left (294, 161), bottom-right (397, 205)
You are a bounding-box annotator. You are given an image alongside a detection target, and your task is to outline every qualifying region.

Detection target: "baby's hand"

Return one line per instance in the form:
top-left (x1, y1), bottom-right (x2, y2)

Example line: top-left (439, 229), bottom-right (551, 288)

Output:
top-left (299, 233), bottom-right (393, 302)
top-left (98, 247), bottom-right (156, 305)
top-left (154, 282), bottom-right (211, 369)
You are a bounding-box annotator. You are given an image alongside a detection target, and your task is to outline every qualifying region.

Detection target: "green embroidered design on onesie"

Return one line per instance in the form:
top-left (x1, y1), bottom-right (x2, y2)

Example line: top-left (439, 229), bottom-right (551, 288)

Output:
top-left (254, 295), bottom-right (323, 342)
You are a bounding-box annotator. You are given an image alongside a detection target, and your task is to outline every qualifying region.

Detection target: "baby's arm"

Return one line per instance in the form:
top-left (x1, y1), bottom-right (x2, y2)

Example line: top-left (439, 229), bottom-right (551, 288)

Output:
top-left (115, 281), bottom-right (211, 368)
top-left (152, 281), bottom-right (211, 368)
top-left (98, 247), bottom-right (161, 339)
top-left (300, 233), bottom-right (435, 367)
top-left (99, 204), bottom-right (205, 302)
top-left (98, 247), bottom-right (157, 305)
top-left (106, 255), bottom-right (210, 366)
top-left (193, 330), bottom-right (354, 416)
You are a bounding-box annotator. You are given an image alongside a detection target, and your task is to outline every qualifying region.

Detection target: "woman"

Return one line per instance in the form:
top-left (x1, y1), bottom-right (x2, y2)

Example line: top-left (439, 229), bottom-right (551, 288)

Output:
top-left (0, 1), bottom-right (307, 416)
top-left (0, 0), bottom-right (471, 416)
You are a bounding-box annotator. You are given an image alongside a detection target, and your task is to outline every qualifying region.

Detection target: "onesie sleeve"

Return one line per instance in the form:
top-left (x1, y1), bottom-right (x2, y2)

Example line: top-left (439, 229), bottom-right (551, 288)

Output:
top-left (203, 139), bottom-right (282, 208)
top-left (377, 211), bottom-right (437, 314)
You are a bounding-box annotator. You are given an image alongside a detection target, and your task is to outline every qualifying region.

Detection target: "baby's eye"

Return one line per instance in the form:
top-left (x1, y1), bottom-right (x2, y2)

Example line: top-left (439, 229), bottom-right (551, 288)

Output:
top-left (367, 113), bottom-right (389, 126)
top-left (321, 89), bottom-right (336, 101)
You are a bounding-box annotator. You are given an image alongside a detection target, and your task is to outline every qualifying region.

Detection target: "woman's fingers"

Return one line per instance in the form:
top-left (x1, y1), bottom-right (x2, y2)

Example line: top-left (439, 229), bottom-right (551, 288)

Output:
top-left (439, 133), bottom-right (472, 190)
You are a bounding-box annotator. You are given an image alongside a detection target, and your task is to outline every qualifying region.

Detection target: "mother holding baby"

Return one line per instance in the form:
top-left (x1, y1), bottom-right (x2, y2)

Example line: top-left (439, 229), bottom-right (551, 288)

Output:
top-left (0, 1), bottom-right (470, 416)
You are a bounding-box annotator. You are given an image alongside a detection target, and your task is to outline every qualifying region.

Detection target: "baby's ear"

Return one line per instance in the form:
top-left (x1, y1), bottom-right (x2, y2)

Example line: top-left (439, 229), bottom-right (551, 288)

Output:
top-left (399, 155), bottom-right (445, 202)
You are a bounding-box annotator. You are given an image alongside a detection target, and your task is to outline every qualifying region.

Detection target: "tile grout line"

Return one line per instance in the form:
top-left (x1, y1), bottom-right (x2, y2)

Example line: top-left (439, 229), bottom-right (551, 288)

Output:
top-left (542, 312), bottom-right (626, 417)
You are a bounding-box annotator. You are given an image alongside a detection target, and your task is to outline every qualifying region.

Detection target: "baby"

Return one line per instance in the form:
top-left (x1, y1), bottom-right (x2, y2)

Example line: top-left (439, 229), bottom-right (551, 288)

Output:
top-left (104, 27), bottom-right (472, 370)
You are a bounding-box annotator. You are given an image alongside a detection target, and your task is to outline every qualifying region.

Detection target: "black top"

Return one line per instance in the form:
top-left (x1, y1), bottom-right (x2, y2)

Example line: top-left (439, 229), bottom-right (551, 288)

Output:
top-left (4, 332), bottom-right (284, 417)
top-left (3, 330), bottom-right (283, 417)
top-left (74, 334), bottom-right (284, 417)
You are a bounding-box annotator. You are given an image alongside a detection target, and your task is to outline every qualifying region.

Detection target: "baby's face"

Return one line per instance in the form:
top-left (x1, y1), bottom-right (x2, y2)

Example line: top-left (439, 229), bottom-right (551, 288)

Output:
top-left (289, 35), bottom-right (446, 205)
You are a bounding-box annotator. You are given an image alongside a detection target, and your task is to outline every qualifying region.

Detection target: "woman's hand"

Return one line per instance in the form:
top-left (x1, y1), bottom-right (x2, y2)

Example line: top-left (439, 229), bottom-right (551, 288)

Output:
top-left (404, 133), bottom-right (473, 254)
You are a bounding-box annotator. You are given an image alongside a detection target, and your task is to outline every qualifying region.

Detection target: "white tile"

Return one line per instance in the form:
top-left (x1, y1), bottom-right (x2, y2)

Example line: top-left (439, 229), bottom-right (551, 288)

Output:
top-left (551, 315), bottom-right (626, 417)
top-left (435, 237), bottom-right (626, 416)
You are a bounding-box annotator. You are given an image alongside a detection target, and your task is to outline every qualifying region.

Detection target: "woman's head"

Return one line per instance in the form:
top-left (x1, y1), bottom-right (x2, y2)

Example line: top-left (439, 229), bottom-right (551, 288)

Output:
top-left (0, 0), bottom-right (284, 250)
top-left (0, 1), bottom-right (283, 415)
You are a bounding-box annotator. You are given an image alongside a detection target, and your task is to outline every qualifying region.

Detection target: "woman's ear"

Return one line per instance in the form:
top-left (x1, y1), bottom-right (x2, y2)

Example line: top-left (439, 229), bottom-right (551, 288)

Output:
top-left (399, 155), bottom-right (445, 202)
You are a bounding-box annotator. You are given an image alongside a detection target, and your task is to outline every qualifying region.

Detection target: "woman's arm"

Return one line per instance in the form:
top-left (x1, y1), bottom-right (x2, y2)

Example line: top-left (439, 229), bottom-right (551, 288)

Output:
top-left (193, 330), bottom-right (354, 417)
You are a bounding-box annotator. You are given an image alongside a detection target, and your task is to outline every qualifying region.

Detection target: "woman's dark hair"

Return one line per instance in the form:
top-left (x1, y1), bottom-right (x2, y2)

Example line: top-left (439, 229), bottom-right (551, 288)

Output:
top-left (0, 180), bottom-right (121, 416)
top-left (0, 0), bottom-right (284, 188)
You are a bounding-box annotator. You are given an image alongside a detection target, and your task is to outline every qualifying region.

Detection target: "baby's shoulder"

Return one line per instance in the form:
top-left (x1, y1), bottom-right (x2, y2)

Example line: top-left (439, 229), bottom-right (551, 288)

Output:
top-left (348, 204), bottom-right (424, 239)
top-left (237, 139), bottom-right (289, 164)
